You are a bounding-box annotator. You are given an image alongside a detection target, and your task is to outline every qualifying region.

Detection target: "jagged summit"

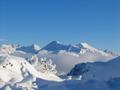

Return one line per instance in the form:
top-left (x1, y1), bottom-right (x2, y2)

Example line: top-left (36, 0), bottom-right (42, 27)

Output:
top-left (49, 40), bottom-right (60, 44)
top-left (41, 41), bottom-right (80, 53)
top-left (31, 44), bottom-right (41, 51)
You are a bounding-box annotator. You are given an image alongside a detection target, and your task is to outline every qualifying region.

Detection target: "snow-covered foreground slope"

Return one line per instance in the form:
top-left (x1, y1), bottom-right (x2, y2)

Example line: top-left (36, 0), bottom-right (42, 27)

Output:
top-left (1, 77), bottom-right (120, 90)
top-left (68, 56), bottom-right (120, 81)
top-left (34, 56), bottom-right (120, 90)
top-left (0, 54), bottom-right (62, 89)
top-left (38, 41), bottom-right (116, 74)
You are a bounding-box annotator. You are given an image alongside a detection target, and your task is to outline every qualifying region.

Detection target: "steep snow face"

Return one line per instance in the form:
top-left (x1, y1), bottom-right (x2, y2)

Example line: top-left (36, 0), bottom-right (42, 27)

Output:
top-left (0, 55), bottom-right (62, 90)
top-left (38, 41), bottom-right (115, 74)
top-left (77, 43), bottom-right (110, 56)
top-left (0, 54), bottom-right (62, 87)
top-left (17, 44), bottom-right (41, 54)
top-left (68, 56), bottom-right (120, 81)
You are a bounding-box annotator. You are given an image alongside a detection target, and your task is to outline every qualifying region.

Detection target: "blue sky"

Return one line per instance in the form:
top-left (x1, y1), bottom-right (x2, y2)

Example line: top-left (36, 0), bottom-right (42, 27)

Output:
top-left (0, 0), bottom-right (120, 52)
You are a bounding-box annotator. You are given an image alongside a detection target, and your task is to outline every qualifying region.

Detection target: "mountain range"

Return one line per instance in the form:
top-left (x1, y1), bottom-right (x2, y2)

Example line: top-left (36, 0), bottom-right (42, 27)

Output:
top-left (0, 41), bottom-right (119, 90)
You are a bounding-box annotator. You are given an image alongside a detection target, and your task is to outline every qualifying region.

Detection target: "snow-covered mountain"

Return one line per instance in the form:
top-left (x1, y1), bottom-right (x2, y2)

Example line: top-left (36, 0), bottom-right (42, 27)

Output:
top-left (38, 41), bottom-right (116, 74)
top-left (0, 54), bottom-right (62, 89)
top-left (68, 56), bottom-right (120, 81)
top-left (41, 41), bottom-right (113, 56)
top-left (0, 42), bottom-right (119, 90)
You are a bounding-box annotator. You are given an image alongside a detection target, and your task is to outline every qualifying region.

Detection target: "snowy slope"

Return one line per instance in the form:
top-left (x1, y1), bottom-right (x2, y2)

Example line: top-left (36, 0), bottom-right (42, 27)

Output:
top-left (0, 54), bottom-right (62, 89)
top-left (35, 79), bottom-right (111, 90)
top-left (68, 56), bottom-right (120, 81)
top-left (0, 42), bottom-right (119, 90)
top-left (1, 77), bottom-right (116, 90)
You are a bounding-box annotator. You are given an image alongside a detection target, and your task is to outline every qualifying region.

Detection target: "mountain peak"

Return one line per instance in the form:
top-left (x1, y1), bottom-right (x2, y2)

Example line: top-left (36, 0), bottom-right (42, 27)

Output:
top-left (46, 41), bottom-right (61, 47)
top-left (41, 41), bottom-right (66, 52)
top-left (50, 41), bottom-right (60, 44)
top-left (81, 43), bottom-right (96, 50)
top-left (41, 41), bottom-right (81, 53)
top-left (31, 44), bottom-right (41, 51)
top-left (76, 42), bottom-right (92, 48)
top-left (81, 42), bottom-right (90, 47)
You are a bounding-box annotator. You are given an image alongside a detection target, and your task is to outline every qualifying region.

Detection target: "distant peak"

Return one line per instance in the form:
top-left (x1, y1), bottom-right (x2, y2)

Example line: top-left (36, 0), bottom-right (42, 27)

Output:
top-left (31, 44), bottom-right (41, 50)
top-left (42, 41), bottom-right (80, 53)
top-left (76, 42), bottom-right (90, 48)
top-left (76, 42), bottom-right (98, 51)
top-left (49, 41), bottom-right (60, 44)
top-left (80, 42), bottom-right (92, 48)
